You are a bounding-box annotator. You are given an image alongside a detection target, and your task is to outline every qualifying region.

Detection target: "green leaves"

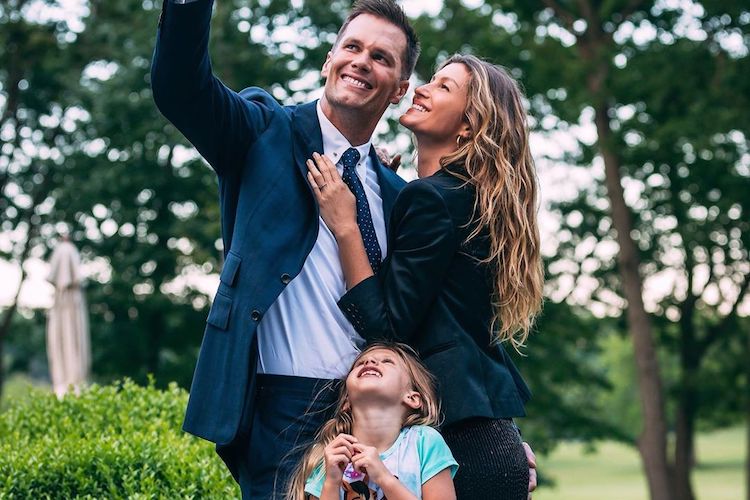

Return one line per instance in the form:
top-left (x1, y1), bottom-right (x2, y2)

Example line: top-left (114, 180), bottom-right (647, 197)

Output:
top-left (0, 380), bottom-right (236, 498)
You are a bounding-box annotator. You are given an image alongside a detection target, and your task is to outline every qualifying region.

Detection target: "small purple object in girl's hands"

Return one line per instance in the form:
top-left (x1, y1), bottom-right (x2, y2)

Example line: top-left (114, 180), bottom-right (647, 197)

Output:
top-left (343, 462), bottom-right (366, 483)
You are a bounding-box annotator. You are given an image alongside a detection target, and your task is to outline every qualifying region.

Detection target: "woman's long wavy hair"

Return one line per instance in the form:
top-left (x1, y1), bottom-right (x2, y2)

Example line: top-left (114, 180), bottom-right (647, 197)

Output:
top-left (440, 54), bottom-right (544, 349)
top-left (286, 342), bottom-right (440, 500)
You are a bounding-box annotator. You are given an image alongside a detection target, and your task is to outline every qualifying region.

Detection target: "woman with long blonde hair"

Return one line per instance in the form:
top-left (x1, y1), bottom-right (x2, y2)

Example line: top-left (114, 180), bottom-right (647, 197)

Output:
top-left (288, 342), bottom-right (457, 499)
top-left (307, 54), bottom-right (543, 499)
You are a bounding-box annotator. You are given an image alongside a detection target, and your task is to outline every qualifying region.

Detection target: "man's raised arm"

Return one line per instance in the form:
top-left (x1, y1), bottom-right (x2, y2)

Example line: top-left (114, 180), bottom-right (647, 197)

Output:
top-left (151, 0), bottom-right (274, 175)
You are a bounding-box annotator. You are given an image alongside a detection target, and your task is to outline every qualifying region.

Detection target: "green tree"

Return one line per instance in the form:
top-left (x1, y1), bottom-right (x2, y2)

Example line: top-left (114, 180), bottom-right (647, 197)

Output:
top-left (547, 4), bottom-right (749, 498)
top-left (511, 298), bottom-right (629, 456)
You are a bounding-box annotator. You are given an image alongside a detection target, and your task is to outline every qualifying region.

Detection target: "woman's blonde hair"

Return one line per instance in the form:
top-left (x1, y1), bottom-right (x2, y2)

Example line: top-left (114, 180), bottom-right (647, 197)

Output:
top-left (286, 342), bottom-right (440, 500)
top-left (440, 54), bottom-right (544, 350)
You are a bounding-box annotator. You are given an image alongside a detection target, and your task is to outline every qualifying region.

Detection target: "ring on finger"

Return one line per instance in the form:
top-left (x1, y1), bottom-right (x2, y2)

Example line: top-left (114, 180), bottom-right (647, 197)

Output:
top-left (319, 183), bottom-right (327, 190)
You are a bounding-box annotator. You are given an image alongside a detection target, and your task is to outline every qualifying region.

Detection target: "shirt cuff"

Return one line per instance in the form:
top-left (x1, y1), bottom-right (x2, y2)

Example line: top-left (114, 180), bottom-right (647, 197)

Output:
top-left (171, 0), bottom-right (200, 4)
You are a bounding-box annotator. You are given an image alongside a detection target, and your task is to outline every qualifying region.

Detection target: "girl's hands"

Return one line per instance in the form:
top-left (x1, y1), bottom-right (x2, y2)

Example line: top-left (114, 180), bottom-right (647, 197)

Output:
top-left (323, 433), bottom-right (358, 484)
top-left (351, 443), bottom-right (391, 486)
top-left (326, 439), bottom-right (416, 499)
top-left (307, 153), bottom-right (358, 239)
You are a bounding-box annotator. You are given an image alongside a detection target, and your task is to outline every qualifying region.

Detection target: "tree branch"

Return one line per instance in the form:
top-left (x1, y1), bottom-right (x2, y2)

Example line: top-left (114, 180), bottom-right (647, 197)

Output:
top-left (576, 0), bottom-right (595, 26)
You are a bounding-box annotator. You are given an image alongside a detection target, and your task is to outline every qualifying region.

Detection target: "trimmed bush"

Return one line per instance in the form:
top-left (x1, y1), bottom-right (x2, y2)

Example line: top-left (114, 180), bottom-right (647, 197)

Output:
top-left (0, 379), bottom-right (237, 499)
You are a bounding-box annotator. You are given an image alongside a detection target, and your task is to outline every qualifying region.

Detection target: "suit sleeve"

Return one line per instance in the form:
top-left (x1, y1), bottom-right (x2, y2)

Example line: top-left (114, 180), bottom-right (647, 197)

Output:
top-left (338, 181), bottom-right (458, 343)
top-left (151, 0), bottom-right (273, 176)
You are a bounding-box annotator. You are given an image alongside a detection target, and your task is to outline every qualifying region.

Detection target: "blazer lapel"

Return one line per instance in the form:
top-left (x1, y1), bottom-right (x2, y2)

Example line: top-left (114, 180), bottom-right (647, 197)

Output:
top-left (293, 106), bottom-right (400, 233)
top-left (291, 100), bottom-right (324, 190)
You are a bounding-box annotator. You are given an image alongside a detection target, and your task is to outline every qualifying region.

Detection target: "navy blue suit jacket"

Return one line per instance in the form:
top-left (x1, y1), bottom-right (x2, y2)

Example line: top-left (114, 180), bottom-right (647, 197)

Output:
top-left (151, 0), bottom-right (406, 445)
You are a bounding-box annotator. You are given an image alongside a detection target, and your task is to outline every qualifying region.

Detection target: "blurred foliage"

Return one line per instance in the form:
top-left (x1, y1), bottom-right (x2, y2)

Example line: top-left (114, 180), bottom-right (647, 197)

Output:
top-left (0, 379), bottom-right (236, 497)
top-left (511, 294), bottom-right (629, 453)
top-left (4, 311), bottom-right (46, 378)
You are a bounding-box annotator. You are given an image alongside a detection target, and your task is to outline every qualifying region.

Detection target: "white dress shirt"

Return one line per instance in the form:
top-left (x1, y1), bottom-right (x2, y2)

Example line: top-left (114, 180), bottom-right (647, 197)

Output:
top-left (255, 102), bottom-right (388, 379)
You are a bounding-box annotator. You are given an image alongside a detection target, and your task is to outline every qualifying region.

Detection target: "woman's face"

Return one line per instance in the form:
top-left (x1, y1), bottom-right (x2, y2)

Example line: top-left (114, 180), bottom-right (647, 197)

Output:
top-left (399, 62), bottom-right (472, 143)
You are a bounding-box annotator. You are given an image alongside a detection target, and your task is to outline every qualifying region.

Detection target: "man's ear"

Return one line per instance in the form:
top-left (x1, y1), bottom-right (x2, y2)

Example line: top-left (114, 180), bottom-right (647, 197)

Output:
top-left (321, 51), bottom-right (333, 80)
top-left (403, 391), bottom-right (422, 411)
top-left (389, 79), bottom-right (410, 105)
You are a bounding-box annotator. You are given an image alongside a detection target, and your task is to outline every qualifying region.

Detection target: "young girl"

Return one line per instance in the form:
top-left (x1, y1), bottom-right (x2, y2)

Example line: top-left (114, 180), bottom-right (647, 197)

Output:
top-left (287, 343), bottom-right (458, 500)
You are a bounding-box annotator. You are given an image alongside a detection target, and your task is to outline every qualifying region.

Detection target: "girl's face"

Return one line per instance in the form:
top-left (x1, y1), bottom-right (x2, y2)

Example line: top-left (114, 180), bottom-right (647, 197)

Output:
top-left (345, 348), bottom-right (422, 411)
top-left (399, 62), bottom-right (472, 143)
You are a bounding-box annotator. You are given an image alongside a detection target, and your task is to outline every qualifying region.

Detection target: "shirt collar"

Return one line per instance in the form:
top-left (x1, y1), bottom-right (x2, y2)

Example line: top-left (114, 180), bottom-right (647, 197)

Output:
top-left (316, 101), bottom-right (372, 180)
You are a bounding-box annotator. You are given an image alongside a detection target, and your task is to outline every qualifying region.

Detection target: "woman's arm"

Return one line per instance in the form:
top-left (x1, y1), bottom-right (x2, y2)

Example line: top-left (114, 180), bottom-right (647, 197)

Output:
top-left (307, 153), bottom-right (374, 289)
top-left (338, 180), bottom-right (457, 342)
top-left (335, 226), bottom-right (377, 289)
top-left (340, 182), bottom-right (457, 343)
top-left (308, 155), bottom-right (458, 344)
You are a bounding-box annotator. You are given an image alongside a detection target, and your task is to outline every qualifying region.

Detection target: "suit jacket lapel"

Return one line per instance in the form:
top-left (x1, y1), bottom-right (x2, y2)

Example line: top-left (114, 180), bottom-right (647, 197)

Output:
top-left (291, 100), bottom-right (324, 191)
top-left (293, 104), bottom-right (399, 233)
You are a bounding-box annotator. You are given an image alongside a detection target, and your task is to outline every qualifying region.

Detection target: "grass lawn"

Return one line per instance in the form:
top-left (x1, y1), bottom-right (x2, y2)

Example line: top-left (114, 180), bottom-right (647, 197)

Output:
top-left (535, 426), bottom-right (746, 500)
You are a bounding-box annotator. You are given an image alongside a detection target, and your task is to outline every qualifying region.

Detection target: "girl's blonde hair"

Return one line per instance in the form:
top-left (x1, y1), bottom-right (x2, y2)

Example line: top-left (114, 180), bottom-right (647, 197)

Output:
top-left (286, 342), bottom-right (440, 500)
top-left (440, 54), bottom-right (544, 350)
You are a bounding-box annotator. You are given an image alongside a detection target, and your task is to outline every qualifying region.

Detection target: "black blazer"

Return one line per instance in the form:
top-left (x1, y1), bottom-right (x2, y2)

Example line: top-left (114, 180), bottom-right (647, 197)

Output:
top-left (338, 167), bottom-right (531, 427)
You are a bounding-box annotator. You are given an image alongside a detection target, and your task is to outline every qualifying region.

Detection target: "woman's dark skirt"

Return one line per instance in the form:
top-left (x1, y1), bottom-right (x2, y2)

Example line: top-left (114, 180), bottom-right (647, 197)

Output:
top-left (442, 418), bottom-right (529, 500)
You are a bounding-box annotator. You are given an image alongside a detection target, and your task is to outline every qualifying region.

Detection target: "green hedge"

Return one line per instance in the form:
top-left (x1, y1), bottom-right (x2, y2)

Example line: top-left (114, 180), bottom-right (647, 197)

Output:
top-left (0, 380), bottom-right (237, 499)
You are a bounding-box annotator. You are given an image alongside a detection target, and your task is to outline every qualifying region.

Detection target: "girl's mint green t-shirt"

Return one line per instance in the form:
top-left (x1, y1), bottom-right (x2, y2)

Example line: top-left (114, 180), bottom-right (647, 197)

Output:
top-left (304, 425), bottom-right (458, 500)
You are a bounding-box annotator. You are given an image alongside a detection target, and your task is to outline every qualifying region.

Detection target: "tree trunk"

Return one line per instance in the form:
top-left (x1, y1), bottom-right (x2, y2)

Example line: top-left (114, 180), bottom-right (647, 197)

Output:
top-left (594, 103), bottom-right (673, 500)
top-left (674, 298), bottom-right (698, 500)
top-left (674, 390), bottom-right (696, 500)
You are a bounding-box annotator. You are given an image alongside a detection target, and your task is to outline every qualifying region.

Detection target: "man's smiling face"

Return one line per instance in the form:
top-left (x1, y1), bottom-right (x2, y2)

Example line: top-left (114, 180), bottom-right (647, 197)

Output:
top-left (321, 13), bottom-right (409, 120)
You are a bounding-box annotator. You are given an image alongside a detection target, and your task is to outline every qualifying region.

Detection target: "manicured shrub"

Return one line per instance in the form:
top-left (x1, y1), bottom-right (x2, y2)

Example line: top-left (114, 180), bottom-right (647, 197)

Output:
top-left (0, 379), bottom-right (237, 499)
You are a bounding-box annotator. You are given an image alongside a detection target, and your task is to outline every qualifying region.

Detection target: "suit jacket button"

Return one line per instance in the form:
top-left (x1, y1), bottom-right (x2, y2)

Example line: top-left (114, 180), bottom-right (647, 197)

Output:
top-left (280, 273), bottom-right (291, 285)
top-left (250, 310), bottom-right (262, 321)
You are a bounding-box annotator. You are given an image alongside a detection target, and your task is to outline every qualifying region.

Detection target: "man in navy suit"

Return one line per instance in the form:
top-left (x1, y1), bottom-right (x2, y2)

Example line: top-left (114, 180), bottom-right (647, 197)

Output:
top-left (151, 0), bottom-right (416, 497)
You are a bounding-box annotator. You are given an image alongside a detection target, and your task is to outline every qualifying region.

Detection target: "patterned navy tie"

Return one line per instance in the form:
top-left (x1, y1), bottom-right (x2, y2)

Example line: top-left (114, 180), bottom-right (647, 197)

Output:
top-left (340, 147), bottom-right (382, 273)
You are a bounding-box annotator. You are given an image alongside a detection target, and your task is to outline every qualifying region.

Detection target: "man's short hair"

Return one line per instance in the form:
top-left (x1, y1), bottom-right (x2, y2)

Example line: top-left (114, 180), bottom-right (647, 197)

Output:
top-left (334, 0), bottom-right (420, 80)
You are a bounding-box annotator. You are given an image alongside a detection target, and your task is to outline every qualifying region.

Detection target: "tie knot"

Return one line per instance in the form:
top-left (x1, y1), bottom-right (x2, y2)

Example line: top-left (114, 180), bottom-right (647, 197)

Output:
top-left (341, 147), bottom-right (361, 170)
